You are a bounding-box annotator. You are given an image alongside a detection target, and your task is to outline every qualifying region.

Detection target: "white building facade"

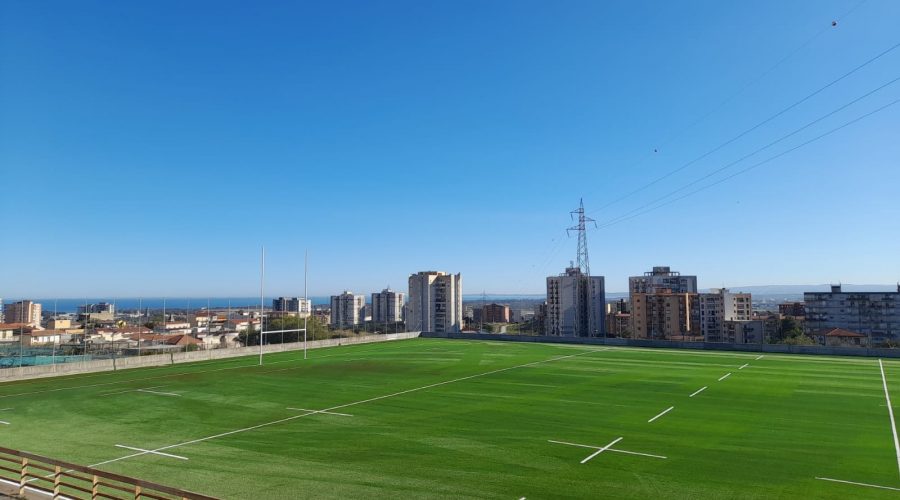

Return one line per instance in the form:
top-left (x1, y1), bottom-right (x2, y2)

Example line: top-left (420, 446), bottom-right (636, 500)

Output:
top-left (697, 288), bottom-right (752, 342)
top-left (372, 288), bottom-right (405, 324)
top-left (407, 271), bottom-right (462, 333)
top-left (330, 292), bottom-right (365, 329)
top-left (629, 266), bottom-right (698, 295)
top-left (546, 267), bottom-right (606, 337)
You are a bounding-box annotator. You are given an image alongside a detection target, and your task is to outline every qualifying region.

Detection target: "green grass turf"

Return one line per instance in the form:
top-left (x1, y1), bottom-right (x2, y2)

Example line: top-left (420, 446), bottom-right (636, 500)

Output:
top-left (1, 338), bottom-right (899, 499)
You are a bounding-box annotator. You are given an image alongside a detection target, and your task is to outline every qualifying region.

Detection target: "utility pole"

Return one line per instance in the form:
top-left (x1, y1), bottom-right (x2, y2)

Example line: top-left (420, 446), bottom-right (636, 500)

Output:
top-left (567, 198), bottom-right (599, 337)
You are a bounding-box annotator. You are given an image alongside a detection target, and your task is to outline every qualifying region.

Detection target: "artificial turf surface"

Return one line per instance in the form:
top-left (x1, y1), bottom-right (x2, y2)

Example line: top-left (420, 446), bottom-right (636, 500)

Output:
top-left (0, 337), bottom-right (898, 499)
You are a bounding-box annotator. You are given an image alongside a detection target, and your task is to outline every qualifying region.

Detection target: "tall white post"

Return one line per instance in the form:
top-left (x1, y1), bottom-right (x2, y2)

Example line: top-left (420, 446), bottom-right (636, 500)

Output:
top-left (259, 246), bottom-right (265, 366)
top-left (304, 249), bottom-right (308, 360)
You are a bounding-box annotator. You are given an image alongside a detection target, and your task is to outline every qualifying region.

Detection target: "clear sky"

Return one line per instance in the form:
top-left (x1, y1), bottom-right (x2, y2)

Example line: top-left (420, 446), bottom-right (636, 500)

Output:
top-left (1, 0), bottom-right (899, 298)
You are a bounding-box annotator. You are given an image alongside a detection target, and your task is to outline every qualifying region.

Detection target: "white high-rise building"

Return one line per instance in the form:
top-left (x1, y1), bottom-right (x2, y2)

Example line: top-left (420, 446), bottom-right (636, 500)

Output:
top-left (372, 288), bottom-right (405, 324)
top-left (3, 300), bottom-right (42, 327)
top-left (407, 271), bottom-right (462, 333)
top-left (330, 292), bottom-right (365, 329)
top-left (697, 288), bottom-right (752, 342)
top-left (546, 267), bottom-right (606, 337)
top-left (272, 297), bottom-right (313, 317)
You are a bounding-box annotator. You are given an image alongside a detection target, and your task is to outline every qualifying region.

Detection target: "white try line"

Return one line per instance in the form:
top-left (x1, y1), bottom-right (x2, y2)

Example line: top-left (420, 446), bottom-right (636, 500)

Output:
top-left (718, 373), bottom-right (732, 381)
top-left (114, 444), bottom-right (188, 461)
top-left (815, 477), bottom-right (900, 491)
top-left (286, 407), bottom-right (353, 417)
top-left (689, 386), bottom-right (707, 398)
top-left (879, 359), bottom-right (900, 479)
top-left (739, 363), bottom-right (749, 370)
top-left (648, 406), bottom-right (674, 423)
top-left (88, 349), bottom-right (603, 468)
top-left (580, 437), bottom-right (623, 464)
top-left (548, 440), bottom-right (666, 459)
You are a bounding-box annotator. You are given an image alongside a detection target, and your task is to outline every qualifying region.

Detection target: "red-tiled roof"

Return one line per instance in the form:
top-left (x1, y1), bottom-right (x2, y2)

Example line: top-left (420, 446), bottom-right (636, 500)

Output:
top-left (818, 327), bottom-right (866, 338)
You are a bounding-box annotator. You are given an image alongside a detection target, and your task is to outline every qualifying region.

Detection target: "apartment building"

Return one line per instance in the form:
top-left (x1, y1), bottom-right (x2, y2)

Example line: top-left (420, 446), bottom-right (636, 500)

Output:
top-left (697, 288), bottom-right (752, 342)
top-left (407, 271), bottom-right (462, 333)
top-left (330, 291), bottom-right (365, 329)
top-left (546, 267), bottom-right (605, 337)
top-left (371, 288), bottom-right (405, 324)
top-left (804, 285), bottom-right (900, 344)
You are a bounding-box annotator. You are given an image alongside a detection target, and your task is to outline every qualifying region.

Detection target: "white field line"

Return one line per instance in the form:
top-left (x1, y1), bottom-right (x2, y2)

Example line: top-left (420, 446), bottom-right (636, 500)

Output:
top-left (718, 373), bottom-right (732, 381)
top-left (99, 385), bottom-right (167, 397)
top-left (0, 342), bottom-right (406, 401)
top-left (0, 408), bottom-right (12, 411)
top-left (88, 349), bottom-right (602, 468)
top-left (815, 477), bottom-right (900, 491)
top-left (286, 407), bottom-right (353, 417)
top-left (0, 420), bottom-right (9, 425)
top-left (879, 359), bottom-right (900, 479)
top-left (755, 355), bottom-right (764, 360)
top-left (689, 386), bottom-right (707, 398)
top-left (739, 363), bottom-right (749, 370)
top-left (114, 444), bottom-right (188, 461)
top-left (547, 440), bottom-right (666, 459)
top-left (648, 406), bottom-right (674, 423)
top-left (580, 437), bottom-right (622, 464)
top-left (135, 389), bottom-right (180, 397)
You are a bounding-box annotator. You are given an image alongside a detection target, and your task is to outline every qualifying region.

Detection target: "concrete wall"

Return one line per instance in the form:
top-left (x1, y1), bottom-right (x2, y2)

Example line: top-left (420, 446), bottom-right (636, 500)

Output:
top-left (419, 332), bottom-right (900, 358)
top-left (0, 332), bottom-right (422, 383)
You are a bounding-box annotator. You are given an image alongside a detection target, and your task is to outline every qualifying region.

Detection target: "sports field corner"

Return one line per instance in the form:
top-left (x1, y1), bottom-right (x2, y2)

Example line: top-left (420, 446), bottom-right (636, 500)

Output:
top-left (1, 337), bottom-right (899, 498)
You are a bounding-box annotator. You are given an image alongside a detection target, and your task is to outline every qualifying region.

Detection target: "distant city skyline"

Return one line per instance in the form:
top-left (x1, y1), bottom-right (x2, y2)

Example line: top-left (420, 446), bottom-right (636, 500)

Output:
top-left (2, 1), bottom-right (898, 297)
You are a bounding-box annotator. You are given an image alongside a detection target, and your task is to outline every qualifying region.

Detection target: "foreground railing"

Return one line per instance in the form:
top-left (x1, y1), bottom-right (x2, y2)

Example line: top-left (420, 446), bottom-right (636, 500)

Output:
top-left (0, 446), bottom-right (217, 500)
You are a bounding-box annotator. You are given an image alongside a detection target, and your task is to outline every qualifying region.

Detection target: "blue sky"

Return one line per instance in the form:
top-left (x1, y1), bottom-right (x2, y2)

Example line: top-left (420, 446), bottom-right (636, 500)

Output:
top-left (1, 0), bottom-right (898, 298)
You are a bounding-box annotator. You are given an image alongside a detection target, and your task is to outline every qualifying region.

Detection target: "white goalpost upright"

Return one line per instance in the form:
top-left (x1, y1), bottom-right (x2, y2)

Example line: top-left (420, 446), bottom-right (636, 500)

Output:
top-left (256, 246), bottom-right (310, 366)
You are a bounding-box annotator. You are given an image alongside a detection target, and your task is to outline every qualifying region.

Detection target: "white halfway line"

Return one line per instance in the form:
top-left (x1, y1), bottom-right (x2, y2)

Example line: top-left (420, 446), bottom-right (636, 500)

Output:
top-left (88, 349), bottom-right (602, 468)
top-left (114, 445), bottom-right (188, 461)
top-left (648, 406), bottom-right (674, 423)
top-left (739, 363), bottom-right (749, 370)
top-left (816, 477), bottom-right (900, 491)
top-left (689, 386), bottom-right (707, 398)
top-left (286, 407), bottom-right (353, 417)
top-left (548, 440), bottom-right (666, 459)
top-left (879, 359), bottom-right (900, 479)
top-left (580, 437), bottom-right (623, 464)
top-left (718, 373), bottom-right (732, 381)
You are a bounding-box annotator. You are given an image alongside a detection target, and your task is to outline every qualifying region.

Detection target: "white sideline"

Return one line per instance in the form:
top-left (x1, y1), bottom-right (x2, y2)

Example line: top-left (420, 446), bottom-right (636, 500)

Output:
top-left (816, 477), bottom-right (900, 491)
top-left (547, 440), bottom-right (666, 459)
top-left (88, 349), bottom-right (601, 468)
top-left (739, 363), bottom-right (749, 370)
top-left (114, 444), bottom-right (188, 461)
top-left (580, 437), bottom-right (622, 464)
top-left (689, 386), bottom-right (707, 398)
top-left (718, 373), bottom-right (731, 381)
top-left (648, 406), bottom-right (674, 423)
top-left (286, 407), bottom-right (353, 417)
top-left (879, 359), bottom-right (900, 479)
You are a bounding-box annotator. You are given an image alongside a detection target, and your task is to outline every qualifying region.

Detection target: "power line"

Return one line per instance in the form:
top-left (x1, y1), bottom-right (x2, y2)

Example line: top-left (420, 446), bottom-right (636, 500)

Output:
top-left (589, 38), bottom-right (900, 215)
top-left (597, 73), bottom-right (900, 227)
top-left (595, 96), bottom-right (900, 230)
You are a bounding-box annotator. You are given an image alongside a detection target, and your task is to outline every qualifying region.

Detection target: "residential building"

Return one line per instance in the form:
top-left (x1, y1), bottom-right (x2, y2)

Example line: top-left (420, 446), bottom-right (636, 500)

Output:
top-left (631, 292), bottom-right (696, 339)
top-left (779, 302), bottom-right (806, 317)
top-left (546, 267), bottom-right (605, 337)
top-left (407, 271), bottom-right (463, 333)
top-left (3, 300), bottom-right (42, 327)
top-left (330, 291), bottom-right (365, 329)
top-left (78, 302), bottom-right (115, 322)
top-left (372, 288), bottom-right (405, 324)
top-left (723, 320), bottom-right (765, 344)
top-left (804, 285), bottom-right (900, 345)
top-left (811, 327), bottom-right (869, 347)
top-left (606, 312), bottom-right (632, 337)
top-left (482, 303), bottom-right (510, 323)
top-left (629, 266), bottom-right (698, 295)
top-left (272, 297), bottom-right (313, 317)
top-left (697, 288), bottom-right (752, 342)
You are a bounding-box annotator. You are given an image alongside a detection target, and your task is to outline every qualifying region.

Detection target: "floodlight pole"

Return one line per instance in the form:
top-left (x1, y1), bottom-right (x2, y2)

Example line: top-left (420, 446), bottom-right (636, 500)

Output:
top-left (304, 249), bottom-right (308, 360)
top-left (259, 246), bottom-right (265, 366)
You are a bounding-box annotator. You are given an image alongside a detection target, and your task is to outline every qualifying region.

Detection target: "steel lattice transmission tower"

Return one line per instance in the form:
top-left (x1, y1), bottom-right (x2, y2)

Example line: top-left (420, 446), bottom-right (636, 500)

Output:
top-left (567, 198), bottom-right (596, 276)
